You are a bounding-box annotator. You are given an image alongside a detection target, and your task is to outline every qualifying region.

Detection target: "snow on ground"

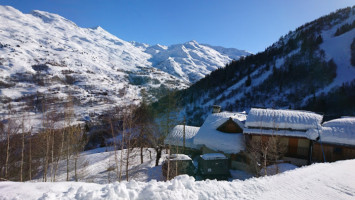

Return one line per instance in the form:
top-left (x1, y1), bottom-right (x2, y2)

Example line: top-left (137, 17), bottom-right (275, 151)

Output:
top-left (35, 147), bottom-right (167, 184)
top-left (260, 163), bottom-right (299, 176)
top-left (1, 159), bottom-right (355, 200)
top-left (229, 169), bottom-right (253, 181)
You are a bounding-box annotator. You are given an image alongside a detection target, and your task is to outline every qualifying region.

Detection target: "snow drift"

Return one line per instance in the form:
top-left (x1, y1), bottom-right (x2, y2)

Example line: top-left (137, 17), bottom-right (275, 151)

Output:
top-left (0, 159), bottom-right (355, 200)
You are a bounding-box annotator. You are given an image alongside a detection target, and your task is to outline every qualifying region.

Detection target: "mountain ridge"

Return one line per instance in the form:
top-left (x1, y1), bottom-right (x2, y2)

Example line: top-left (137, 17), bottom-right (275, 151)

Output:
top-left (0, 5), bottom-right (249, 123)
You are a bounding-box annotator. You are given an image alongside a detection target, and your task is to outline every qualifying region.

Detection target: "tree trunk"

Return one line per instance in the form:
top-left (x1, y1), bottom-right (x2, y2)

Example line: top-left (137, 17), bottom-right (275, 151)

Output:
top-left (119, 125), bottom-right (124, 181)
top-left (20, 121), bottom-right (25, 182)
top-left (66, 131), bottom-right (70, 181)
top-left (54, 130), bottom-right (65, 182)
top-left (155, 146), bottom-right (162, 166)
top-left (74, 156), bottom-right (78, 182)
top-left (109, 119), bottom-right (119, 181)
top-left (125, 141), bottom-right (130, 181)
top-left (44, 129), bottom-right (50, 182)
top-left (140, 146), bottom-right (143, 164)
top-left (5, 130), bottom-right (10, 179)
top-left (50, 131), bottom-right (55, 182)
top-left (183, 116), bottom-right (186, 154)
top-left (167, 146), bottom-right (170, 180)
top-left (28, 134), bottom-right (32, 180)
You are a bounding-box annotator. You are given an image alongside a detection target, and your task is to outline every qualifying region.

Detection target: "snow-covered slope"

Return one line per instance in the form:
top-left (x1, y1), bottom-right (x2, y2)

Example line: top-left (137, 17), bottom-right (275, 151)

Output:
top-left (0, 5), bottom-right (249, 123)
top-left (173, 6), bottom-right (355, 125)
top-left (1, 159), bottom-right (354, 199)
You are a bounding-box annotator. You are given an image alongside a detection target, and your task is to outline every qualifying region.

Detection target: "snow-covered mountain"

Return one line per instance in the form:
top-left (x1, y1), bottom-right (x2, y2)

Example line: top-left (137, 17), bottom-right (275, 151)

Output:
top-left (170, 6), bottom-right (355, 125)
top-left (131, 40), bottom-right (250, 83)
top-left (0, 6), bottom-right (249, 120)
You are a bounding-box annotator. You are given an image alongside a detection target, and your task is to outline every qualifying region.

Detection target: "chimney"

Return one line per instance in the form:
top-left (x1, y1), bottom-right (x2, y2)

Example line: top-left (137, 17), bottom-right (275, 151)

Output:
top-left (212, 105), bottom-right (221, 114)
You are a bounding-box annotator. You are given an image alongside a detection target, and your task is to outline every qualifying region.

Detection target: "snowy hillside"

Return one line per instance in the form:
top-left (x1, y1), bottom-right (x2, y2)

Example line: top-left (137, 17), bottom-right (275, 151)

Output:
top-left (171, 6), bottom-right (355, 125)
top-left (1, 159), bottom-right (354, 199)
top-left (0, 5), bottom-right (249, 123)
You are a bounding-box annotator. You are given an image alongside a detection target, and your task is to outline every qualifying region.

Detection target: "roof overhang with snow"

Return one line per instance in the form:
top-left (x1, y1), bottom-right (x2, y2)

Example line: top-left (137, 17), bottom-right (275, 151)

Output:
top-left (244, 108), bottom-right (323, 140)
top-left (193, 112), bottom-right (247, 154)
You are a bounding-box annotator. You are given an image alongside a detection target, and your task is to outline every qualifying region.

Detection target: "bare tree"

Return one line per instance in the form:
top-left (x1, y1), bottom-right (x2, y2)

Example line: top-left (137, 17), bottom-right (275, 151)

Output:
top-left (4, 117), bottom-right (19, 179)
top-left (65, 96), bottom-right (74, 181)
top-left (28, 130), bottom-right (32, 181)
top-left (134, 92), bottom-right (153, 165)
top-left (20, 115), bottom-right (27, 182)
top-left (53, 128), bottom-right (65, 182)
top-left (72, 124), bottom-right (87, 182)
top-left (108, 117), bottom-right (120, 181)
top-left (151, 90), bottom-right (178, 167)
top-left (122, 104), bottom-right (138, 181)
top-left (246, 135), bottom-right (286, 176)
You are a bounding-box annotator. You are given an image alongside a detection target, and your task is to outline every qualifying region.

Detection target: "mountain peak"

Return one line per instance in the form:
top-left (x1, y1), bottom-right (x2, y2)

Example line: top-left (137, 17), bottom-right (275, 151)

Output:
top-left (187, 40), bottom-right (199, 45)
top-left (31, 9), bottom-right (77, 27)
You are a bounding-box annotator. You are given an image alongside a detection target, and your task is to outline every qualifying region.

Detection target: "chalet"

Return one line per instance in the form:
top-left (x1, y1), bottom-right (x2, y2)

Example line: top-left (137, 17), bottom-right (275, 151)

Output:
top-left (312, 117), bottom-right (355, 162)
top-left (193, 110), bottom-right (247, 170)
top-left (243, 108), bottom-right (323, 166)
top-left (164, 125), bottom-right (200, 154)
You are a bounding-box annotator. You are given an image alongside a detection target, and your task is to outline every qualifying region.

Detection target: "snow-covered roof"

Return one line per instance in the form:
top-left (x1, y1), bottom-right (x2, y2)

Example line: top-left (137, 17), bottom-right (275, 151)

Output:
top-left (244, 128), bottom-right (320, 140)
top-left (319, 117), bottom-right (355, 146)
top-left (164, 125), bottom-right (200, 149)
top-left (200, 153), bottom-right (227, 160)
top-left (193, 112), bottom-right (246, 154)
top-left (166, 154), bottom-right (192, 161)
top-left (245, 108), bottom-right (323, 131)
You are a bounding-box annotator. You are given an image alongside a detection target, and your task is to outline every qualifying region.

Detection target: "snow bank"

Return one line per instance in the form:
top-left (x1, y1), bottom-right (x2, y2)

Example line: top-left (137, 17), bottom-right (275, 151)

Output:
top-left (193, 112), bottom-right (246, 153)
top-left (164, 125), bottom-right (200, 149)
top-left (1, 159), bottom-right (355, 200)
top-left (320, 117), bottom-right (355, 146)
top-left (245, 108), bottom-right (323, 131)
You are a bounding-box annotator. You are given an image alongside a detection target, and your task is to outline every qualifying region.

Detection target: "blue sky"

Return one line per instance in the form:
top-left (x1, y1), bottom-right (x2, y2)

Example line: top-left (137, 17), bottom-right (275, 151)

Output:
top-left (1, 0), bottom-right (354, 53)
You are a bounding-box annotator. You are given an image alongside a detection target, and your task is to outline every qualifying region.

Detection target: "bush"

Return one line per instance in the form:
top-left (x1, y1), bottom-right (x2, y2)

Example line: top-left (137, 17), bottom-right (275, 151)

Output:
top-left (32, 64), bottom-right (49, 72)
